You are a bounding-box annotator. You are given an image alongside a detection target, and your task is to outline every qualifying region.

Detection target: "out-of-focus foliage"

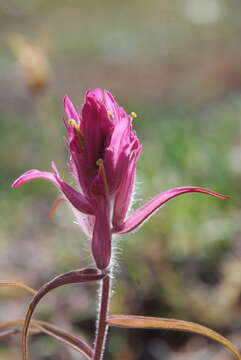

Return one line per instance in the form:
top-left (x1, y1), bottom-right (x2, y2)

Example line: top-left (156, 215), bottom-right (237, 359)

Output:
top-left (0, 0), bottom-right (241, 359)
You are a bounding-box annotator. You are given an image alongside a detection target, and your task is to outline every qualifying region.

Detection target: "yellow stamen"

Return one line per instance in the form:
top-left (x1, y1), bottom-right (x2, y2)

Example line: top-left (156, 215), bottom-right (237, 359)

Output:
top-left (69, 119), bottom-right (84, 144)
top-left (69, 119), bottom-right (81, 133)
top-left (131, 111), bottom-right (137, 119)
top-left (96, 158), bottom-right (109, 193)
top-left (107, 110), bottom-right (114, 120)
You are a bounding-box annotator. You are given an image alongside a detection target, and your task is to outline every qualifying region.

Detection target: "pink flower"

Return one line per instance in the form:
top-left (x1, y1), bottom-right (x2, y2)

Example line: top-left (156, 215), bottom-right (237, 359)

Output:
top-left (12, 89), bottom-right (229, 269)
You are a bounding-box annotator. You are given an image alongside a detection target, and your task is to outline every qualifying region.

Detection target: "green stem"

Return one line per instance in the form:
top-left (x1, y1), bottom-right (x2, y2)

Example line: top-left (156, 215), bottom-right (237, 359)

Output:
top-left (93, 274), bottom-right (111, 360)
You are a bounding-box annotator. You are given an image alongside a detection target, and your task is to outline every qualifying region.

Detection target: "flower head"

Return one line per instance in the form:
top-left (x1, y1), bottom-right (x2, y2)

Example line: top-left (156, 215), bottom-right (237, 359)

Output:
top-left (64, 89), bottom-right (141, 204)
top-left (12, 89), bottom-right (229, 270)
top-left (12, 89), bottom-right (141, 269)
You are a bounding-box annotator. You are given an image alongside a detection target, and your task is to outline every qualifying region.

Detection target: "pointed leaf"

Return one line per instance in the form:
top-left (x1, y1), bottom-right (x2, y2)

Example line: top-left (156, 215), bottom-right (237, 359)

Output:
top-left (12, 167), bottom-right (95, 215)
top-left (114, 186), bottom-right (230, 234)
top-left (0, 282), bottom-right (37, 295)
top-left (0, 319), bottom-right (93, 359)
top-left (54, 175), bottom-right (95, 215)
top-left (0, 320), bottom-right (32, 329)
top-left (0, 328), bottom-right (21, 338)
top-left (0, 320), bottom-right (41, 336)
top-left (107, 315), bottom-right (241, 360)
top-left (0, 328), bottom-right (40, 338)
top-left (12, 169), bottom-right (57, 188)
top-left (35, 320), bottom-right (93, 359)
top-left (21, 268), bottom-right (105, 360)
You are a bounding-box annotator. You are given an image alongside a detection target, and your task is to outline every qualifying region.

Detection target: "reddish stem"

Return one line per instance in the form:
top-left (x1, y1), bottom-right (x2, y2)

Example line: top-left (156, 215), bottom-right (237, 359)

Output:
top-left (93, 274), bottom-right (111, 360)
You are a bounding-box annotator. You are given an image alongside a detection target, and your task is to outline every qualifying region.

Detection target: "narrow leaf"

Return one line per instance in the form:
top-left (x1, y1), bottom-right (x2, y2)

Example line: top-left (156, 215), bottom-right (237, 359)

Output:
top-left (0, 328), bottom-right (20, 338)
top-left (22, 268), bottom-right (105, 360)
top-left (0, 320), bottom-right (32, 329)
top-left (12, 167), bottom-right (95, 215)
top-left (0, 319), bottom-right (93, 359)
top-left (0, 320), bottom-right (40, 336)
top-left (0, 282), bottom-right (37, 295)
top-left (114, 186), bottom-right (230, 234)
top-left (107, 315), bottom-right (241, 360)
top-left (35, 320), bottom-right (93, 359)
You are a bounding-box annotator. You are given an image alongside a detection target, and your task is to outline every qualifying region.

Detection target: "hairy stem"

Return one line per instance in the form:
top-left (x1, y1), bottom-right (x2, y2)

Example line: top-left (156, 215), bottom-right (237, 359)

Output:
top-left (93, 274), bottom-right (111, 360)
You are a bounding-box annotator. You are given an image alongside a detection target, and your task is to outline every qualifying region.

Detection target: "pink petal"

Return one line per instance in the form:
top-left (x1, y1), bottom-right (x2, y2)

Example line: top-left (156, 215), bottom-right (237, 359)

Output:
top-left (114, 186), bottom-right (230, 234)
top-left (82, 96), bottom-right (110, 169)
top-left (104, 113), bottom-right (141, 192)
top-left (90, 88), bottom-right (121, 122)
top-left (104, 118), bottom-right (131, 187)
top-left (12, 168), bottom-right (95, 215)
top-left (112, 147), bottom-right (141, 227)
top-left (64, 95), bottom-right (80, 124)
top-left (91, 197), bottom-right (111, 270)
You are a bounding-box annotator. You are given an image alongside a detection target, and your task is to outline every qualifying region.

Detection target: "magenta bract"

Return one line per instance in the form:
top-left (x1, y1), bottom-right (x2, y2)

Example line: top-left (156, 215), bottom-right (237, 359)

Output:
top-left (12, 89), bottom-right (229, 270)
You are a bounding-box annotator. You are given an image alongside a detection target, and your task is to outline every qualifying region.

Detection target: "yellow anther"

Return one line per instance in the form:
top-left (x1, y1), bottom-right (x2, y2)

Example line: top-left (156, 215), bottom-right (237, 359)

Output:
top-left (96, 158), bottom-right (104, 167)
top-left (69, 119), bottom-right (83, 138)
top-left (69, 118), bottom-right (79, 130)
top-left (131, 111), bottom-right (137, 119)
top-left (96, 158), bottom-right (109, 193)
top-left (107, 110), bottom-right (114, 120)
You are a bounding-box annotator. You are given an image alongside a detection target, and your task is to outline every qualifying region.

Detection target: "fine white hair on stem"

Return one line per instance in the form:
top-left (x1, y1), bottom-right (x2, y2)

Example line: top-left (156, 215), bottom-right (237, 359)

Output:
top-left (125, 177), bottom-right (143, 222)
top-left (109, 235), bottom-right (122, 278)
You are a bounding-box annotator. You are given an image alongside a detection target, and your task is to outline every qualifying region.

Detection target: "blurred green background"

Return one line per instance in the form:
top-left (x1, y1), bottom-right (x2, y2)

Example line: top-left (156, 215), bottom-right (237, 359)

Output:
top-left (1, 0), bottom-right (241, 359)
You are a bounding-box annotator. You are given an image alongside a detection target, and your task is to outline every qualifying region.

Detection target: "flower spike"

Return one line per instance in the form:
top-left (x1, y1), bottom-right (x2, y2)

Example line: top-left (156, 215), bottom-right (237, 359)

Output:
top-left (12, 89), bottom-right (230, 270)
top-left (12, 89), bottom-right (141, 270)
top-left (10, 88), bottom-right (235, 360)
